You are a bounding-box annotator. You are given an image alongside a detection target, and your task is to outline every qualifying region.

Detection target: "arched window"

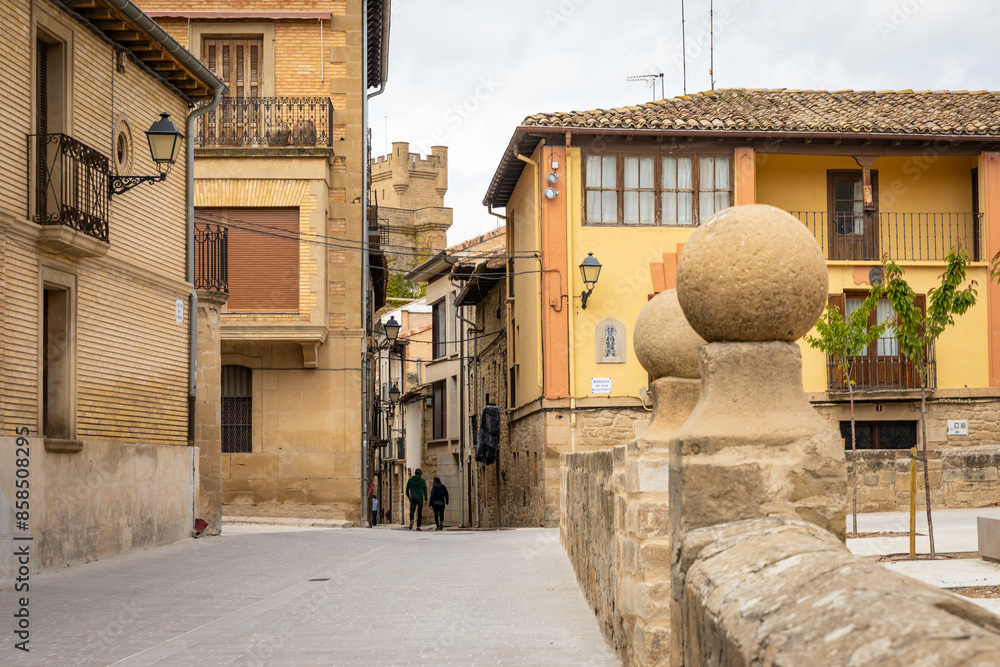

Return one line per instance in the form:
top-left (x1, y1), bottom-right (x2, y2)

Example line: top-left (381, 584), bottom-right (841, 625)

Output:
top-left (221, 365), bottom-right (252, 453)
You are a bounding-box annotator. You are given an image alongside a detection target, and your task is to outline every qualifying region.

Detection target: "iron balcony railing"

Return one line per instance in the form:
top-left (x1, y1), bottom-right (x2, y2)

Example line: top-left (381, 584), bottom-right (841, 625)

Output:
top-left (28, 133), bottom-right (110, 243)
top-left (789, 211), bottom-right (982, 262)
top-left (194, 223), bottom-right (228, 292)
top-left (195, 97), bottom-right (335, 148)
top-left (827, 337), bottom-right (936, 392)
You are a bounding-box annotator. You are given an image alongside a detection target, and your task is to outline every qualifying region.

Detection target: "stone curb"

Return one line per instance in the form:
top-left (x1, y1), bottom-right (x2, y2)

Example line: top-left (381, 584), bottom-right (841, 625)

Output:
top-left (223, 516), bottom-right (354, 529)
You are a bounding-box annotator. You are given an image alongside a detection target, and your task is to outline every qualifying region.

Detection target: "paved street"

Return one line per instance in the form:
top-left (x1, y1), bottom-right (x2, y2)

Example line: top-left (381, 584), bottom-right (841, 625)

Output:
top-left (2, 526), bottom-right (619, 666)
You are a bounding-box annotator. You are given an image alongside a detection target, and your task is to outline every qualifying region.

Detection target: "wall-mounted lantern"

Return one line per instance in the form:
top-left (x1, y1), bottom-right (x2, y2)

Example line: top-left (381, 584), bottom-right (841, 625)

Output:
top-left (109, 113), bottom-right (183, 196)
top-left (579, 252), bottom-right (602, 310)
top-left (384, 315), bottom-right (401, 342)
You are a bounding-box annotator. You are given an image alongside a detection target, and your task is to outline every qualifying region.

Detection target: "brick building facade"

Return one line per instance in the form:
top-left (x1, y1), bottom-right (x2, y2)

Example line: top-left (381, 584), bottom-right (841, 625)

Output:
top-left (137, 0), bottom-right (390, 522)
top-left (0, 0), bottom-right (222, 572)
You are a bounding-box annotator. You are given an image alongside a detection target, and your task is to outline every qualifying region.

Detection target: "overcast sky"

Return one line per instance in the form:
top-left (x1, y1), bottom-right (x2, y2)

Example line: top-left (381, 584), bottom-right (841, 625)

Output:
top-left (369, 0), bottom-right (1000, 246)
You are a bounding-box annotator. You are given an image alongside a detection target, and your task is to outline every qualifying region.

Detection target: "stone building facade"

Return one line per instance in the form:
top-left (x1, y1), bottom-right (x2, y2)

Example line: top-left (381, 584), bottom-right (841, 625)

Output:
top-left (370, 141), bottom-right (452, 300)
top-left (138, 0), bottom-right (390, 522)
top-left (0, 0), bottom-right (221, 572)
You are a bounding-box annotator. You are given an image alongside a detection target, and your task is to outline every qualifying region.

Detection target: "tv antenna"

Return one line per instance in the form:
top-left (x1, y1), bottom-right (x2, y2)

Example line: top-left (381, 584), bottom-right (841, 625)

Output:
top-left (627, 73), bottom-right (665, 102)
top-left (681, 0), bottom-right (687, 94)
top-left (710, 0), bottom-right (715, 91)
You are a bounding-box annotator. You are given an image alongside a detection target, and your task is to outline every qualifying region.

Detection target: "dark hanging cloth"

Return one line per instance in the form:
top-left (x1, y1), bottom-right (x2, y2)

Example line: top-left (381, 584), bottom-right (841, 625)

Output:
top-left (476, 405), bottom-right (500, 464)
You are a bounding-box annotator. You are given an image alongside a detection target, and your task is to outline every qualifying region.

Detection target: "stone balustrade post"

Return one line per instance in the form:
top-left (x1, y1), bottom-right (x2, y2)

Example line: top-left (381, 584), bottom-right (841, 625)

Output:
top-left (666, 205), bottom-right (848, 665)
top-left (616, 289), bottom-right (704, 665)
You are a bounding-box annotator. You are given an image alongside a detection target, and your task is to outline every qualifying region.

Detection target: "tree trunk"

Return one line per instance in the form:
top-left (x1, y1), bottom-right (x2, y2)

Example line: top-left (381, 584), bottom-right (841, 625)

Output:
top-left (921, 377), bottom-right (936, 557)
top-left (849, 378), bottom-right (857, 536)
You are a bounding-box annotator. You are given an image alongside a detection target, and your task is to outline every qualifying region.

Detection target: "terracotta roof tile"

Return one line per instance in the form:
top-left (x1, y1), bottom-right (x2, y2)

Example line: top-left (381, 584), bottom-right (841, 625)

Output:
top-left (520, 88), bottom-right (1000, 137)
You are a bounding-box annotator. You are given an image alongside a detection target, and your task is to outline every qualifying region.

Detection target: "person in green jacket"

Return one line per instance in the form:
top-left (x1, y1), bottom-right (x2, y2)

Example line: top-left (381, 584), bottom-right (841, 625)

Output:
top-left (405, 468), bottom-right (428, 531)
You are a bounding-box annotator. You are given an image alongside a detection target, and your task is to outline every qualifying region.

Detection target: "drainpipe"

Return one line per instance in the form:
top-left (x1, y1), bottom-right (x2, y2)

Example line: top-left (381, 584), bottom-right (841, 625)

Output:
top-left (564, 132), bottom-right (576, 453)
top-left (516, 153), bottom-right (546, 396)
top-left (102, 1), bottom-right (227, 444)
top-left (185, 85), bottom-right (226, 434)
top-left (362, 1), bottom-right (388, 526)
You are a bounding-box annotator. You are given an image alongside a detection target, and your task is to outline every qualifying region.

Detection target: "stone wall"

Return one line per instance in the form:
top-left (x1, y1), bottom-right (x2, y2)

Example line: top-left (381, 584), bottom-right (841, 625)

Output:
top-left (846, 446), bottom-right (1000, 512)
top-left (561, 447), bottom-right (625, 657)
top-left (675, 517), bottom-right (1000, 665)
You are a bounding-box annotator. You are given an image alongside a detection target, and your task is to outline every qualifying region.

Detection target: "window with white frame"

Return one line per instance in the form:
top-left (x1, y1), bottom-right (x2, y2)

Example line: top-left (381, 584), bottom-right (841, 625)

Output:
top-left (584, 153), bottom-right (732, 226)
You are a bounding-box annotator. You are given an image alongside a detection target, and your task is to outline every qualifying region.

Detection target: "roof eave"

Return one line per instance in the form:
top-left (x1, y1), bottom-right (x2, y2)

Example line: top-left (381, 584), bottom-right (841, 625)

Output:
top-left (483, 124), bottom-right (1000, 209)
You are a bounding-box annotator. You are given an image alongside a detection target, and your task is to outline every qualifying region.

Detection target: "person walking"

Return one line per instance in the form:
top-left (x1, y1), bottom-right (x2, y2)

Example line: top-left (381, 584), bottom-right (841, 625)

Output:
top-left (370, 495), bottom-right (379, 527)
top-left (405, 468), bottom-right (428, 531)
top-left (429, 477), bottom-right (449, 530)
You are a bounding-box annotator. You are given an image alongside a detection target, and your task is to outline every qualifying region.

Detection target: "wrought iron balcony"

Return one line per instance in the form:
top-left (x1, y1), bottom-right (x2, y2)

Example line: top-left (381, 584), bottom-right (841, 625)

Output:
top-left (790, 211), bottom-right (982, 262)
top-left (827, 338), bottom-right (936, 392)
top-left (195, 97), bottom-right (335, 148)
top-left (29, 133), bottom-right (110, 243)
top-left (194, 223), bottom-right (228, 292)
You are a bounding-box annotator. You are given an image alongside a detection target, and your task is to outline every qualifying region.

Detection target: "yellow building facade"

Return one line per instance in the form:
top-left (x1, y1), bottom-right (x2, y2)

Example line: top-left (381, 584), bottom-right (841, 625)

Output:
top-left (0, 0), bottom-right (222, 572)
top-left (138, 0), bottom-right (390, 522)
top-left (485, 89), bottom-right (1000, 520)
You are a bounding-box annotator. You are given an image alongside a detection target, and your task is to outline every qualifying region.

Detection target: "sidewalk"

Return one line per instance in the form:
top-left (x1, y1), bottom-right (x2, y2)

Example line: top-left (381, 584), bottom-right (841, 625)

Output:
top-left (846, 507), bottom-right (1000, 615)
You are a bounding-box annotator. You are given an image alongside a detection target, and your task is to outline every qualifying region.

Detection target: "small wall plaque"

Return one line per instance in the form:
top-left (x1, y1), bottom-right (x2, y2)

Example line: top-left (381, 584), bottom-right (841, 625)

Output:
top-left (947, 419), bottom-right (969, 436)
top-left (591, 377), bottom-right (612, 394)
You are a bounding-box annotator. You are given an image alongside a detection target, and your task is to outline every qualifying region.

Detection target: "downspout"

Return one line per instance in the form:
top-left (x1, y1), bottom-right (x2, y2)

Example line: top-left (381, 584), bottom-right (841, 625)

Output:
top-left (186, 85), bottom-right (225, 445)
top-left (101, 0), bottom-right (228, 444)
top-left (456, 309), bottom-right (479, 527)
top-left (362, 1), bottom-right (387, 526)
top-left (564, 131), bottom-right (576, 453)
top-left (516, 153), bottom-right (545, 396)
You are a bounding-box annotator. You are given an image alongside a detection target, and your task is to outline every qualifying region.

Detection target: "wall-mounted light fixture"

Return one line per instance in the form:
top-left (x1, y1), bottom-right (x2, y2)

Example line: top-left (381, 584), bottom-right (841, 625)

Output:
top-left (386, 411), bottom-right (395, 429)
top-left (389, 382), bottom-right (400, 403)
top-left (546, 172), bottom-right (559, 184)
top-left (543, 187), bottom-right (558, 199)
top-left (109, 113), bottom-right (183, 196)
top-left (384, 315), bottom-right (401, 342)
top-left (579, 252), bottom-right (602, 310)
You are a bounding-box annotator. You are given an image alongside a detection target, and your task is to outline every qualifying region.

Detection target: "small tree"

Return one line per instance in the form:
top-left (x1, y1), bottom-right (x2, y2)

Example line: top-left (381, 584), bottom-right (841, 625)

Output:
top-left (882, 246), bottom-right (979, 557)
top-left (806, 287), bottom-right (886, 536)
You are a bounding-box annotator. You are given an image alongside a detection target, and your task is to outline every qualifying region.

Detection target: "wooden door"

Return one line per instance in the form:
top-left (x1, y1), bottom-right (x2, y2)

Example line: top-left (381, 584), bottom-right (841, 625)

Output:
top-left (202, 37), bottom-right (263, 145)
top-left (828, 171), bottom-right (879, 261)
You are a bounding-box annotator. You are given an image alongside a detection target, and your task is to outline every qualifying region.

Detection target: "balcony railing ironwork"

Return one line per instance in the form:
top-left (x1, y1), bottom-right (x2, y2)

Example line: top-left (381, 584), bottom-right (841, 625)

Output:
top-left (195, 97), bottom-right (335, 148)
top-left (827, 337), bottom-right (936, 392)
top-left (790, 211), bottom-right (982, 262)
top-left (28, 133), bottom-right (110, 243)
top-left (194, 223), bottom-right (228, 292)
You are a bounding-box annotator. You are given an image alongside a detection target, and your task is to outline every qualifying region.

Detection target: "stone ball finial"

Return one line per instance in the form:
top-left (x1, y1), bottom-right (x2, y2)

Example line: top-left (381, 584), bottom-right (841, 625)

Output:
top-left (633, 289), bottom-right (706, 379)
top-left (676, 204), bottom-right (827, 342)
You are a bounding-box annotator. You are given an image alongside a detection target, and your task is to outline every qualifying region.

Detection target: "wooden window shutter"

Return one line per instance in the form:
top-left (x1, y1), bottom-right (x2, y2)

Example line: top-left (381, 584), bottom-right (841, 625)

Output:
top-left (199, 207), bottom-right (300, 311)
top-left (202, 37), bottom-right (263, 98)
top-left (828, 293), bottom-right (846, 316)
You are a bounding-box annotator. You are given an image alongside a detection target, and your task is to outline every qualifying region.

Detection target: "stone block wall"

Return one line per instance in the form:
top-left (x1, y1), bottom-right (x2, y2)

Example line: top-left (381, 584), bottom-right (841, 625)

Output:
top-left (561, 447), bottom-right (627, 659)
top-left (675, 517), bottom-right (1000, 665)
top-left (846, 446), bottom-right (1000, 512)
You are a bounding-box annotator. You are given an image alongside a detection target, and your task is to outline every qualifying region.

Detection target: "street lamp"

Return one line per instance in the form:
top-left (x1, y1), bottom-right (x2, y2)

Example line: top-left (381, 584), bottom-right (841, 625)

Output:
top-left (109, 113), bottom-right (184, 196)
top-left (384, 315), bottom-right (401, 342)
top-left (386, 411), bottom-right (394, 429)
top-left (579, 252), bottom-right (602, 310)
top-left (389, 383), bottom-right (400, 403)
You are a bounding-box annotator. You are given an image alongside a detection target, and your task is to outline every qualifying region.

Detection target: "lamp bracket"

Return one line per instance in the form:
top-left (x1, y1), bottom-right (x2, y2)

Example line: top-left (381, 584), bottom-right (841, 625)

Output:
top-left (581, 287), bottom-right (595, 310)
top-left (109, 172), bottom-right (167, 197)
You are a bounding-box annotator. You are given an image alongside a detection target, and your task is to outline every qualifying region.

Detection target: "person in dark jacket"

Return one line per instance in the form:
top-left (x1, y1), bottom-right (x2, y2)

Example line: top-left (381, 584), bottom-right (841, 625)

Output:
top-left (405, 469), bottom-right (428, 531)
top-left (429, 477), bottom-right (449, 530)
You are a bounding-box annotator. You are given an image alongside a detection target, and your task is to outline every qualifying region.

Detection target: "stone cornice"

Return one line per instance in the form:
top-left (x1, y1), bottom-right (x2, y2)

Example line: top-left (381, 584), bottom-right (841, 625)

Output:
top-left (221, 324), bottom-right (330, 344)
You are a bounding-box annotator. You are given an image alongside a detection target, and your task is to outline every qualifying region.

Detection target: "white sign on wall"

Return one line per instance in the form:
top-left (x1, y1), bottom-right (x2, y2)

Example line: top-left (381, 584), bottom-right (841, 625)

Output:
top-left (175, 299), bottom-right (184, 324)
top-left (591, 377), bottom-right (612, 394)
top-left (947, 419), bottom-right (969, 436)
